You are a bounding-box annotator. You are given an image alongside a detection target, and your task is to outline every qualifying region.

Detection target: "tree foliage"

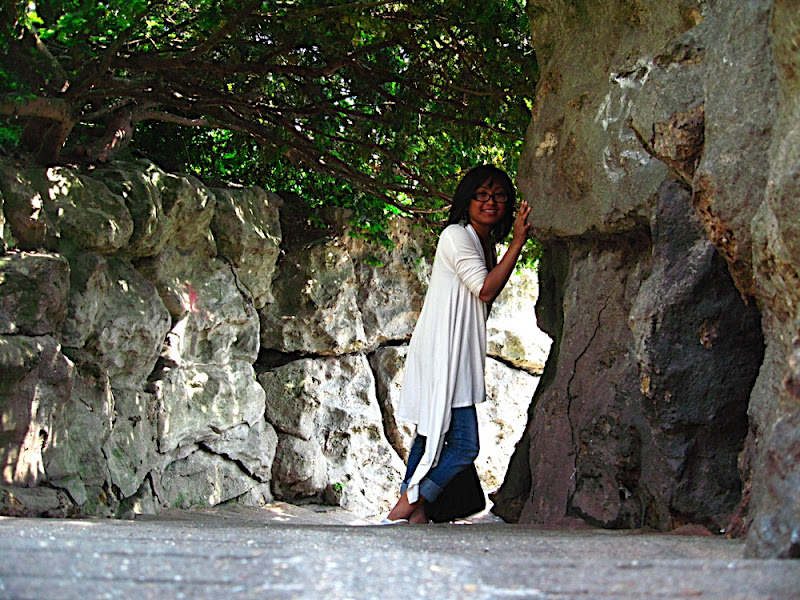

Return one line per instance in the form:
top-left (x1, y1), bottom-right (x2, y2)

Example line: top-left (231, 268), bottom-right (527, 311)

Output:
top-left (1, 0), bottom-right (537, 242)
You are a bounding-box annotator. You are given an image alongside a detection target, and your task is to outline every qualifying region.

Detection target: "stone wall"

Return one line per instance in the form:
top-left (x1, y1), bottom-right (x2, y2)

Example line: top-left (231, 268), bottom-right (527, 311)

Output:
top-left (0, 159), bottom-right (548, 518)
top-left (493, 0), bottom-right (799, 558)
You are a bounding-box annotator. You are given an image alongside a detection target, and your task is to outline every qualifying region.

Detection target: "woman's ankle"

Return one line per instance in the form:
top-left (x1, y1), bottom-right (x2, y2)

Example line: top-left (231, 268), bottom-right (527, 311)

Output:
top-left (408, 503), bottom-right (429, 525)
top-left (387, 492), bottom-right (417, 520)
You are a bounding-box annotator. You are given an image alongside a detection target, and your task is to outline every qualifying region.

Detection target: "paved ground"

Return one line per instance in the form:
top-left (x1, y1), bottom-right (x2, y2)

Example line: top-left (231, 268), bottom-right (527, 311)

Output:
top-left (1, 503), bottom-right (798, 599)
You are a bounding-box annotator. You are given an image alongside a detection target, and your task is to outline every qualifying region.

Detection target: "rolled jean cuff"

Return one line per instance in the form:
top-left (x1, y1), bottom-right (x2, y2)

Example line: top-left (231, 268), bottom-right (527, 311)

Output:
top-left (399, 479), bottom-right (445, 503)
top-left (419, 478), bottom-right (445, 503)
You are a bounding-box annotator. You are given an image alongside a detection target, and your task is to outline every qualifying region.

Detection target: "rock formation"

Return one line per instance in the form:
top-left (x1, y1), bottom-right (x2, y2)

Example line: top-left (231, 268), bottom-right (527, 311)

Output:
top-left (492, 0), bottom-right (799, 558)
top-left (0, 160), bottom-right (545, 519)
top-left (2, 0), bottom-right (795, 562)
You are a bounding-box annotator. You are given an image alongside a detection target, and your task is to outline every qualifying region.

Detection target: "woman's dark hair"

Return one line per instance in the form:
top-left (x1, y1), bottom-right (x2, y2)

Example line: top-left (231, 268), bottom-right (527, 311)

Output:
top-left (446, 165), bottom-right (516, 244)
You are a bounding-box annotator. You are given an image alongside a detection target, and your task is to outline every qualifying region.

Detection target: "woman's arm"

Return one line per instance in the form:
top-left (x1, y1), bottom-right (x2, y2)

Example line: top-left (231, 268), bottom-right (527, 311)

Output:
top-left (478, 201), bottom-right (532, 304)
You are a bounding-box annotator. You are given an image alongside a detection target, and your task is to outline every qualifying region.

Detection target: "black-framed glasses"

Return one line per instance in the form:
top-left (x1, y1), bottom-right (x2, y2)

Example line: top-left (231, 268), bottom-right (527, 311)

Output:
top-left (473, 191), bottom-right (509, 204)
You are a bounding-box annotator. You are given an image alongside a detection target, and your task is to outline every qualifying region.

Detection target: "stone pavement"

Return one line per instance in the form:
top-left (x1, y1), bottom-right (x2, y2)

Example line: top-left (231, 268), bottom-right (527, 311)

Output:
top-left (0, 503), bottom-right (798, 599)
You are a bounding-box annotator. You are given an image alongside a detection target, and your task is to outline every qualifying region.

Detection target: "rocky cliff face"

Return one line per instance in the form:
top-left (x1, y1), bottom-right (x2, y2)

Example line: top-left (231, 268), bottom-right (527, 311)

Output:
top-left (0, 160), bottom-right (547, 519)
top-left (493, 0), bottom-right (799, 558)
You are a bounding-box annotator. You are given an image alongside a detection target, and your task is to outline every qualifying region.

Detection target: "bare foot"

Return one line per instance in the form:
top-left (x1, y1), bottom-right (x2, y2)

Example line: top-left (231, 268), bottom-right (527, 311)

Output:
top-left (386, 491), bottom-right (420, 521)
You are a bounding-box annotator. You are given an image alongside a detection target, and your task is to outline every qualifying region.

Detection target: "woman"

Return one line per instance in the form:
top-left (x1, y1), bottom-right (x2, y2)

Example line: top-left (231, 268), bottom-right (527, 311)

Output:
top-left (383, 165), bottom-right (531, 525)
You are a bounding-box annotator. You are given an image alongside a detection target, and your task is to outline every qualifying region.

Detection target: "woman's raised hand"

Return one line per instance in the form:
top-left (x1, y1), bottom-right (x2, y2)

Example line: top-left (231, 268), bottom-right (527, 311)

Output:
top-left (479, 200), bottom-right (531, 302)
top-left (512, 201), bottom-right (532, 246)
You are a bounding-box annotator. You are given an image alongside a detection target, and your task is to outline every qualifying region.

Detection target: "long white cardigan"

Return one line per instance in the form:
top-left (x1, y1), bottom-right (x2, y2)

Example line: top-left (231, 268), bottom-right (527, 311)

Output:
top-left (396, 223), bottom-right (493, 503)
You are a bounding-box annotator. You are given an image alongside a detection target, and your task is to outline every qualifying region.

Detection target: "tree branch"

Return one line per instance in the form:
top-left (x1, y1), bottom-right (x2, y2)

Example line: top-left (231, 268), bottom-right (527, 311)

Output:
top-left (0, 96), bottom-right (73, 121)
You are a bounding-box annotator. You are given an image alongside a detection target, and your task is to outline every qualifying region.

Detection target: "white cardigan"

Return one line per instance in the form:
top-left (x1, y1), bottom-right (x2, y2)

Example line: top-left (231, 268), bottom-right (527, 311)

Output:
top-left (397, 223), bottom-right (492, 503)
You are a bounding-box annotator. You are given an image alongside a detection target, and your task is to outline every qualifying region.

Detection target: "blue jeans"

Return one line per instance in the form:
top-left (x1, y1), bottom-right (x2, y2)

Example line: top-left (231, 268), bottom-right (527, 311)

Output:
top-left (400, 406), bottom-right (480, 503)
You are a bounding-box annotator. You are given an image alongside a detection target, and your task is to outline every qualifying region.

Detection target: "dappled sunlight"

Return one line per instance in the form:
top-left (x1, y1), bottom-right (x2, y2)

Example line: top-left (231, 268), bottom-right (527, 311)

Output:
top-left (0, 307), bottom-right (17, 334)
top-left (0, 335), bottom-right (79, 492)
top-left (45, 168), bottom-right (75, 203)
top-left (5, 411), bottom-right (45, 485)
top-left (156, 360), bottom-right (265, 458)
top-left (27, 192), bottom-right (43, 221)
top-left (262, 504), bottom-right (295, 522)
top-left (302, 278), bottom-right (317, 297)
top-left (187, 370), bottom-right (210, 404)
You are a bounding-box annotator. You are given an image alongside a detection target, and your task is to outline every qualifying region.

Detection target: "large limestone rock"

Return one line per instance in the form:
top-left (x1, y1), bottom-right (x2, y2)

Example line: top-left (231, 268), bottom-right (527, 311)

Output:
top-left (93, 162), bottom-right (169, 258)
top-left (138, 248), bottom-right (260, 365)
top-left (259, 210), bottom-right (429, 355)
top-left (0, 252), bottom-right (117, 512)
top-left (0, 483), bottom-right (74, 517)
top-left (202, 418), bottom-right (278, 484)
top-left (348, 218), bottom-right (430, 344)
top-left (480, 358), bottom-right (542, 492)
top-left (508, 182), bottom-right (760, 531)
top-left (0, 166), bottom-right (133, 254)
top-left (0, 252), bottom-right (69, 336)
top-left (95, 160), bottom-right (217, 258)
top-left (157, 448), bottom-right (265, 509)
top-left (0, 335), bottom-right (75, 487)
top-left (496, 0), bottom-right (799, 557)
top-left (629, 182), bottom-right (763, 528)
top-left (44, 348), bottom-right (115, 513)
top-left (59, 252), bottom-right (109, 348)
top-left (63, 255), bottom-right (172, 390)
top-left (259, 355), bottom-right (406, 517)
top-left (368, 346), bottom-right (415, 460)
top-left (154, 361), bottom-right (266, 455)
top-left (211, 186), bottom-right (282, 309)
top-left (102, 389), bottom-right (160, 499)
top-left (690, 2), bottom-right (777, 298)
top-left (744, 0), bottom-right (800, 558)
top-left (488, 266), bottom-right (552, 373)
top-left (260, 234), bottom-right (369, 354)
top-left (517, 2), bottom-right (682, 238)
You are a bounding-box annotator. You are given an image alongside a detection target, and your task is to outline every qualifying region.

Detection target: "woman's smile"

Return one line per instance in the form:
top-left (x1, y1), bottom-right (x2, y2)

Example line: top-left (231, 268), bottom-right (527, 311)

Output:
top-left (469, 178), bottom-right (507, 231)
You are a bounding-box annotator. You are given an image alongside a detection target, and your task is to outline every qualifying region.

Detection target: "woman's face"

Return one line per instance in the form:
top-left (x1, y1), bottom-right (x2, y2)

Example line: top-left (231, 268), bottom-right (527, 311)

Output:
top-left (468, 178), bottom-right (508, 230)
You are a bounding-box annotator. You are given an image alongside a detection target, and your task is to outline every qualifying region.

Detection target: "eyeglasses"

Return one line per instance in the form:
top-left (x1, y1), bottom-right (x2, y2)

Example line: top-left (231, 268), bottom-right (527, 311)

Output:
top-left (473, 191), bottom-right (509, 204)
